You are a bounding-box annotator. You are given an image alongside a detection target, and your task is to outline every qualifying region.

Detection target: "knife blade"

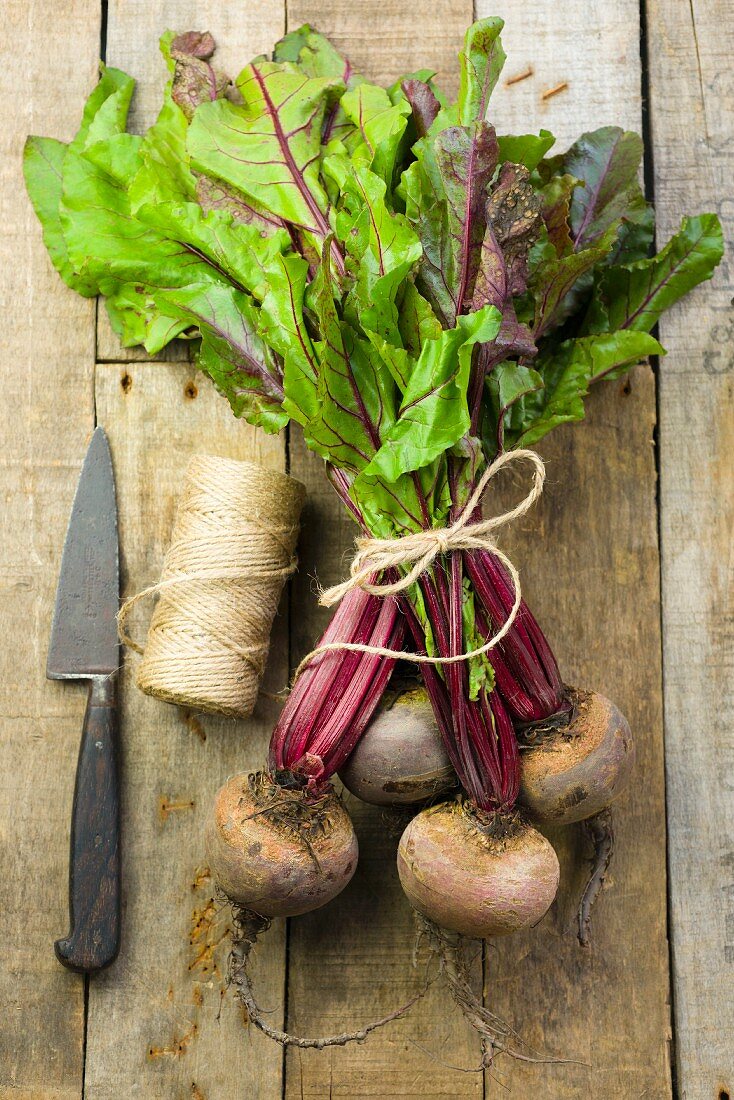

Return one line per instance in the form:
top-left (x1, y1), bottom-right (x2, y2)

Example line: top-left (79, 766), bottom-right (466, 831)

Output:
top-left (48, 426), bottom-right (121, 972)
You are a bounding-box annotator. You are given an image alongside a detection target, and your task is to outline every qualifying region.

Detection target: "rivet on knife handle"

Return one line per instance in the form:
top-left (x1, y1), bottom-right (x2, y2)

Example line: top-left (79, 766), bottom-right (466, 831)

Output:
top-left (55, 676), bottom-right (120, 972)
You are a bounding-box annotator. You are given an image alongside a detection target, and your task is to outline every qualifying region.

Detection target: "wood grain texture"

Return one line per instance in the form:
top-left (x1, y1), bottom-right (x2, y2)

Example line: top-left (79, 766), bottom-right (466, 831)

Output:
top-left (483, 371), bottom-right (671, 1097)
top-left (86, 364), bottom-right (287, 1098)
top-left (283, 4), bottom-right (485, 1095)
top-left (0, 1), bottom-right (100, 1095)
top-left (486, 0), bottom-right (642, 149)
top-left (473, 4), bottom-right (672, 1093)
top-left (288, 0), bottom-right (469, 93)
top-left (647, 1), bottom-right (734, 1095)
top-left (9, 0), bottom-right (714, 1094)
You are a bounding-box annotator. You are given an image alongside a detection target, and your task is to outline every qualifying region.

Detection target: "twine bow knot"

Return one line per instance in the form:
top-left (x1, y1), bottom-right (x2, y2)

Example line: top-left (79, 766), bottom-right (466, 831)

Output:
top-left (295, 449), bottom-right (546, 679)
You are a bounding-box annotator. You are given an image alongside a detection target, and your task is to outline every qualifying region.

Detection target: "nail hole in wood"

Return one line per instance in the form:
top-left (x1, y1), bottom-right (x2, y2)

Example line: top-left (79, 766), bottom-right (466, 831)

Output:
top-left (621, 379), bottom-right (632, 396)
top-left (121, 372), bottom-right (133, 394)
top-left (718, 1090), bottom-right (730, 1100)
top-left (184, 380), bottom-right (198, 400)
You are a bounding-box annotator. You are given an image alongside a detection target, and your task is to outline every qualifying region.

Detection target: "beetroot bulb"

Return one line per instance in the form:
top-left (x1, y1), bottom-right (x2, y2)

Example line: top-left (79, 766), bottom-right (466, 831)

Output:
top-left (397, 802), bottom-right (559, 938)
top-left (208, 584), bottom-right (403, 915)
top-left (518, 688), bottom-right (635, 826)
top-left (207, 772), bottom-right (357, 917)
top-left (339, 681), bottom-right (456, 805)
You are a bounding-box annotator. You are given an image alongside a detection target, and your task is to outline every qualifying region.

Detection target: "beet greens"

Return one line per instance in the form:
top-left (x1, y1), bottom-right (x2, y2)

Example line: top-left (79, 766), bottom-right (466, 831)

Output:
top-left (25, 20), bottom-right (723, 815)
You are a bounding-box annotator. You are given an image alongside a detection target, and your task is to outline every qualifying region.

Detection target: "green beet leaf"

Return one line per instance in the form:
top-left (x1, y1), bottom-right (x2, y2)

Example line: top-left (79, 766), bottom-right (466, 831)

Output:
top-left (362, 304), bottom-right (501, 482)
top-left (23, 65), bottom-right (135, 296)
top-left (497, 130), bottom-right (555, 171)
top-left (24, 136), bottom-right (98, 295)
top-left (513, 331), bottom-right (664, 448)
top-left (72, 65), bottom-right (135, 151)
top-left (403, 120), bottom-right (499, 328)
top-left (135, 199), bottom-right (290, 303)
top-left (539, 173), bottom-right (580, 257)
top-left (457, 17), bottom-right (506, 125)
top-left (485, 361), bottom-right (544, 450)
top-left (261, 251), bottom-right (319, 422)
top-left (397, 282), bottom-right (443, 358)
top-left (274, 24), bottom-right (353, 82)
top-left (327, 158), bottom-right (421, 345)
top-left (586, 213), bottom-right (725, 334)
top-left (273, 25), bottom-right (360, 147)
top-left (529, 222), bottom-right (620, 337)
top-left (339, 82), bottom-right (411, 186)
top-left (302, 241), bottom-right (396, 471)
top-left (187, 60), bottom-right (343, 260)
top-left (542, 127), bottom-right (648, 253)
top-left (154, 282), bottom-right (287, 431)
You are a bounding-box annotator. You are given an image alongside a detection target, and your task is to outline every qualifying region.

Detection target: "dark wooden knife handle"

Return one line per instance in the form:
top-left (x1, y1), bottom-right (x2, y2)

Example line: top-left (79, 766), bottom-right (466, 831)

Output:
top-left (55, 676), bottom-right (120, 973)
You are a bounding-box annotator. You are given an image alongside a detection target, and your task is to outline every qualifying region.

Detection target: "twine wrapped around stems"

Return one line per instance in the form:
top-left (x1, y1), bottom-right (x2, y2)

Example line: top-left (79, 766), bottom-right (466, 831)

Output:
top-left (294, 449), bottom-right (545, 680)
top-left (118, 456), bottom-right (305, 718)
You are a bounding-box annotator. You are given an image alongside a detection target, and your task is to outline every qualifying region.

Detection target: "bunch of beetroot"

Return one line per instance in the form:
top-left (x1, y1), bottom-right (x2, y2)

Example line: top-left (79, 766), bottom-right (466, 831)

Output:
top-left (26, 15), bottom-right (722, 1059)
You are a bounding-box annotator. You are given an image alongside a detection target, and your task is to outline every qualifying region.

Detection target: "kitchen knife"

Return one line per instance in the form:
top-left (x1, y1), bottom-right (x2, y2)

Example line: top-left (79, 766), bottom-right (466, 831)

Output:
top-left (47, 427), bottom-right (121, 972)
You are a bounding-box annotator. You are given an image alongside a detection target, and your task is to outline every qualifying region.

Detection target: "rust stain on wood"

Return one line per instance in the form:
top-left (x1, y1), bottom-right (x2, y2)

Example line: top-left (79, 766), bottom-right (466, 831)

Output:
top-left (541, 80), bottom-right (569, 100)
top-left (189, 896), bottom-right (229, 981)
top-left (180, 708), bottom-right (207, 743)
top-left (158, 795), bottom-right (196, 823)
top-left (191, 865), bottom-right (211, 891)
top-left (146, 1023), bottom-right (198, 1061)
top-left (505, 64), bottom-right (533, 85)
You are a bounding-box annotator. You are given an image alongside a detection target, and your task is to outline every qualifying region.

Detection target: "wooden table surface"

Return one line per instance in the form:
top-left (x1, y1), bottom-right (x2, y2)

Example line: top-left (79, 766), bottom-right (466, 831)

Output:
top-left (1, 1), bottom-right (731, 1097)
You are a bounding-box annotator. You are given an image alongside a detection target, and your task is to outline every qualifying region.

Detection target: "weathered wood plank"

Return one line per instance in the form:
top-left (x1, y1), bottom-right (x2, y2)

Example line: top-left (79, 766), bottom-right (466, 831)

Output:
top-left (483, 371), bottom-right (671, 1097)
top-left (646, 1), bottom-right (734, 1095)
top-left (488, 1), bottom-right (641, 148)
top-left (0, 2), bottom-right (100, 1096)
top-left (289, 0), bottom-right (470, 89)
top-left (85, 363), bottom-right (287, 1098)
top-left (85, 5), bottom-right (290, 1096)
top-left (475, 3), bottom-right (672, 1094)
top-left (283, 4), bottom-right (486, 1096)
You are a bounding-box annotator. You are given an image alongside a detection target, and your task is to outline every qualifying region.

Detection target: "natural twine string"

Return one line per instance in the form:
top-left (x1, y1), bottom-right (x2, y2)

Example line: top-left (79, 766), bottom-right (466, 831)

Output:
top-left (118, 456), bottom-right (305, 718)
top-left (294, 449), bottom-right (545, 680)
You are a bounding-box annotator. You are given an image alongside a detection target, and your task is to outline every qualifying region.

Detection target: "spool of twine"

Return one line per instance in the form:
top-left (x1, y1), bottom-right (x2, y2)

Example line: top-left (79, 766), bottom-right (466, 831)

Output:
top-left (118, 456), bottom-right (305, 718)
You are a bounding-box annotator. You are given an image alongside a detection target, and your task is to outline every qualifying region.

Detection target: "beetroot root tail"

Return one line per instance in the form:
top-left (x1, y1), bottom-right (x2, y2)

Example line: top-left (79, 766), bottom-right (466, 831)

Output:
top-left (415, 915), bottom-right (562, 1067)
top-left (577, 808), bottom-right (615, 947)
top-left (228, 904), bottom-right (427, 1049)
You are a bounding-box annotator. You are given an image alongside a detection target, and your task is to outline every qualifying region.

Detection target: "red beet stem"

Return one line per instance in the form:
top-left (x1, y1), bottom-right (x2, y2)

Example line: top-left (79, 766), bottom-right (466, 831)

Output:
top-left (271, 461), bottom-right (571, 808)
top-left (464, 548), bottom-right (569, 720)
top-left (268, 585), bottom-right (402, 781)
top-left (398, 559), bottom-right (520, 813)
